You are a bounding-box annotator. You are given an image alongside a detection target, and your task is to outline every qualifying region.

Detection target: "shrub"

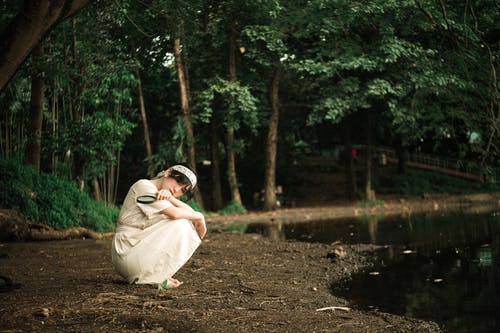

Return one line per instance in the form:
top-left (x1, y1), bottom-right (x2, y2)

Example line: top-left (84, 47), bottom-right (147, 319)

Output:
top-left (0, 157), bottom-right (118, 232)
top-left (357, 200), bottom-right (384, 207)
top-left (217, 200), bottom-right (247, 215)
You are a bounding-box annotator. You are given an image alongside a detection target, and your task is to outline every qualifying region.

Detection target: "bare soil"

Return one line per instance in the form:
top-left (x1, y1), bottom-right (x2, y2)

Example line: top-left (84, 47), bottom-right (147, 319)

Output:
top-left (1, 193), bottom-right (498, 333)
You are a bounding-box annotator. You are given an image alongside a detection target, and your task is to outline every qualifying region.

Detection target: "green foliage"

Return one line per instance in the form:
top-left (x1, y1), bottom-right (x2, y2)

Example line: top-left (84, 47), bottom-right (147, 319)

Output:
top-left (197, 77), bottom-right (260, 132)
top-left (55, 112), bottom-right (135, 178)
top-left (1, 0), bottom-right (498, 208)
top-left (217, 200), bottom-right (248, 215)
top-left (357, 200), bottom-right (385, 208)
top-left (151, 116), bottom-right (187, 170)
top-left (187, 199), bottom-right (205, 213)
top-left (80, 63), bottom-right (137, 107)
top-left (0, 157), bottom-right (118, 232)
top-left (223, 224), bottom-right (249, 234)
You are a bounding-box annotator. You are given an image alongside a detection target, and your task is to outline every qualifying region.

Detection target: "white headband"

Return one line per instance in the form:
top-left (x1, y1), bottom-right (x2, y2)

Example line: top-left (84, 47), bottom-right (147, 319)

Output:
top-left (170, 165), bottom-right (197, 188)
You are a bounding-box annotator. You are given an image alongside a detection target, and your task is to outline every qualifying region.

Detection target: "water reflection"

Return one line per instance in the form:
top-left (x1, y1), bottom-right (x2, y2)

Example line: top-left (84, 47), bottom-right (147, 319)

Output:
top-left (247, 209), bottom-right (500, 333)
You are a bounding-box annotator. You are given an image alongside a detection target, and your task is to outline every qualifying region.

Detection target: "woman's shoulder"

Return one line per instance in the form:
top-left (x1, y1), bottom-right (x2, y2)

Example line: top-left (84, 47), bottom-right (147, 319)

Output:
top-left (132, 179), bottom-right (156, 190)
top-left (135, 179), bottom-right (153, 185)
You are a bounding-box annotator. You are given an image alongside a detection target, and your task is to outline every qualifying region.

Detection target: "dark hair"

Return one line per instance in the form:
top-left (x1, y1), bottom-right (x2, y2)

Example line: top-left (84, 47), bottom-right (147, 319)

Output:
top-left (168, 162), bottom-right (196, 201)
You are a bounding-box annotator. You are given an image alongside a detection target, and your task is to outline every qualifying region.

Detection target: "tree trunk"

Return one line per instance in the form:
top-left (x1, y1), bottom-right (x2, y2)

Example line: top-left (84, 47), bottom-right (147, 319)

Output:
top-left (395, 137), bottom-right (407, 174)
top-left (133, 52), bottom-right (154, 178)
top-left (50, 79), bottom-right (59, 173)
top-left (263, 67), bottom-right (280, 211)
top-left (364, 113), bottom-right (376, 201)
top-left (226, 19), bottom-right (242, 205)
top-left (25, 43), bottom-right (45, 172)
top-left (210, 120), bottom-right (223, 210)
top-left (173, 33), bottom-right (204, 207)
top-left (69, 16), bottom-right (85, 189)
top-left (0, 0), bottom-right (93, 92)
top-left (92, 176), bottom-right (101, 202)
top-left (226, 129), bottom-right (242, 204)
top-left (364, 146), bottom-right (376, 201)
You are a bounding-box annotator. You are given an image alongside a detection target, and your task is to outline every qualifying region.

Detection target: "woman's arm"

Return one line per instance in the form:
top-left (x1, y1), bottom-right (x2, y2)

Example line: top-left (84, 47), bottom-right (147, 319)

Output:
top-left (156, 189), bottom-right (194, 211)
top-left (168, 196), bottom-right (194, 211)
top-left (156, 188), bottom-right (206, 239)
top-left (159, 205), bottom-right (206, 239)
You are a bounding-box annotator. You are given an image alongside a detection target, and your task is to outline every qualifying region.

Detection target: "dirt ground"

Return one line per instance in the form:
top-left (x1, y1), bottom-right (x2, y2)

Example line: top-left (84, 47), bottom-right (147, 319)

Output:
top-left (1, 193), bottom-right (498, 333)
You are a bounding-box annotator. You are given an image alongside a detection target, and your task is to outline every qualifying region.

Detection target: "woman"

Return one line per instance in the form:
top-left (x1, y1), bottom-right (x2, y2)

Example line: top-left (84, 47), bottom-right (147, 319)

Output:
top-left (111, 164), bottom-right (206, 289)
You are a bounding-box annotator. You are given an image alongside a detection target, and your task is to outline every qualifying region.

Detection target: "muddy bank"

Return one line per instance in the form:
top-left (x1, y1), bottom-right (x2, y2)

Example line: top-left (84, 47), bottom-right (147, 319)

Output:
top-left (0, 232), bottom-right (442, 333)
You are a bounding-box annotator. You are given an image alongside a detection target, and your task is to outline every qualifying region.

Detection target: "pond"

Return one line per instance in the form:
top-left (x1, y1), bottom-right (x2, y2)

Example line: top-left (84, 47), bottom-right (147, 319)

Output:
top-left (246, 207), bottom-right (500, 333)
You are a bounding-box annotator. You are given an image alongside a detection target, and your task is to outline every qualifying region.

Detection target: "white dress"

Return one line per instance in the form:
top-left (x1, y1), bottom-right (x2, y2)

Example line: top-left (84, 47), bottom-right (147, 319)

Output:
top-left (111, 180), bottom-right (201, 284)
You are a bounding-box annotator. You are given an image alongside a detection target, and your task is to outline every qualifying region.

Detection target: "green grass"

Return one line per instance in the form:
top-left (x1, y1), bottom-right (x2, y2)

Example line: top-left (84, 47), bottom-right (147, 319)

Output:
top-left (357, 200), bottom-right (385, 207)
top-left (0, 157), bottom-right (118, 232)
top-left (216, 200), bottom-right (248, 215)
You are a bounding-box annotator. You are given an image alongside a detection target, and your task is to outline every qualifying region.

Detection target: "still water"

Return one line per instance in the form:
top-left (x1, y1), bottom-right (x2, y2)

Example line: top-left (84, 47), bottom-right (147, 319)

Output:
top-left (247, 208), bottom-right (500, 333)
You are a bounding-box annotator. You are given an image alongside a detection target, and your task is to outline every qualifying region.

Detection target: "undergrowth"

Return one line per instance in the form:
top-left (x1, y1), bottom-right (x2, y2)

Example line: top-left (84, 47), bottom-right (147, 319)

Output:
top-left (216, 200), bottom-right (247, 215)
top-left (0, 157), bottom-right (118, 232)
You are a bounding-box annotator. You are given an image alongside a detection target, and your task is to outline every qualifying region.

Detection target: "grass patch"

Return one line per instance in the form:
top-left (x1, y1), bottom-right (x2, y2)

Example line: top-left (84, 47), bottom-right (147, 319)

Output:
top-left (357, 200), bottom-right (385, 207)
top-left (217, 200), bottom-right (247, 215)
top-left (0, 157), bottom-right (118, 232)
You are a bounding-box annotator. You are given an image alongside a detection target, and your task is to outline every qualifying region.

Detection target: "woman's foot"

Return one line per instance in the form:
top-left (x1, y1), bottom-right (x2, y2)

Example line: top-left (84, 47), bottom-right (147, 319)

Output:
top-left (158, 278), bottom-right (183, 290)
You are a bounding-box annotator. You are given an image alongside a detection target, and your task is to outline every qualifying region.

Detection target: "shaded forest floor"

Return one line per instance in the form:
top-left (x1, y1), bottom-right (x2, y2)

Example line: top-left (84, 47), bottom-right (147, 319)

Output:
top-left (1, 192), bottom-right (499, 333)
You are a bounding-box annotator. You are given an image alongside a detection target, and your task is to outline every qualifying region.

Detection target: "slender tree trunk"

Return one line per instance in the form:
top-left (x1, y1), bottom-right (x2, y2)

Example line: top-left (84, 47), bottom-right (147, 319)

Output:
top-left (173, 32), bottom-right (204, 206)
top-left (201, 1), bottom-right (223, 210)
top-left (113, 150), bottom-right (121, 204)
top-left (364, 112), bottom-right (376, 201)
top-left (210, 120), bottom-right (223, 210)
top-left (50, 81), bottom-right (57, 172)
top-left (263, 67), bottom-right (280, 211)
top-left (0, 0), bottom-right (94, 92)
top-left (174, 39), bottom-right (195, 173)
top-left (226, 18), bottom-right (242, 205)
top-left (70, 17), bottom-right (85, 189)
top-left (226, 129), bottom-right (241, 204)
top-left (25, 43), bottom-right (45, 172)
top-left (92, 176), bottom-right (101, 202)
top-left (365, 145), bottom-right (375, 200)
top-left (133, 49), bottom-right (154, 178)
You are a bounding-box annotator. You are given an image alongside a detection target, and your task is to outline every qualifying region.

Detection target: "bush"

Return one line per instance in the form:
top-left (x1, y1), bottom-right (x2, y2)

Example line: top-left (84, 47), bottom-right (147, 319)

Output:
top-left (0, 157), bottom-right (118, 232)
top-left (357, 200), bottom-right (384, 207)
top-left (217, 200), bottom-right (247, 215)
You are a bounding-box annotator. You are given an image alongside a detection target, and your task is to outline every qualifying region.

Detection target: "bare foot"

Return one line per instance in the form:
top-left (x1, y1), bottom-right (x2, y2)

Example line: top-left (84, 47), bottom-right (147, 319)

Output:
top-left (158, 278), bottom-right (183, 290)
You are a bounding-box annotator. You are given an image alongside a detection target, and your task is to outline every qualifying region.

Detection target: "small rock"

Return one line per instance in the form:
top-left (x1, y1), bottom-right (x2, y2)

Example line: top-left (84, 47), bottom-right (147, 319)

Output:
top-left (33, 308), bottom-right (50, 318)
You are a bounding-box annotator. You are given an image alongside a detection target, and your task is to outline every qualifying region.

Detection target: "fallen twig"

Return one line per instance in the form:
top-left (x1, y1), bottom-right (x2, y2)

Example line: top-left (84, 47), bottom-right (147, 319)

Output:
top-left (316, 306), bottom-right (351, 312)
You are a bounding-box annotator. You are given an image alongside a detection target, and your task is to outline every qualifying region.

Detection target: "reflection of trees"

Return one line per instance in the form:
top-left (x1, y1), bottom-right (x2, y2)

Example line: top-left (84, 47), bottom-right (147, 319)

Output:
top-left (366, 217), bottom-right (379, 244)
top-left (488, 221), bottom-right (500, 330)
top-left (262, 222), bottom-right (284, 241)
top-left (330, 211), bottom-right (500, 332)
top-left (396, 211), bottom-right (498, 256)
top-left (249, 209), bottom-right (499, 252)
top-left (387, 220), bottom-right (499, 331)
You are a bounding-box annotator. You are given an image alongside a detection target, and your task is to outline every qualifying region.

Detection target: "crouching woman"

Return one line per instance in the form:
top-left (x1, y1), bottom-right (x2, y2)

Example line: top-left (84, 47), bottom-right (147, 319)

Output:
top-left (111, 164), bottom-right (206, 289)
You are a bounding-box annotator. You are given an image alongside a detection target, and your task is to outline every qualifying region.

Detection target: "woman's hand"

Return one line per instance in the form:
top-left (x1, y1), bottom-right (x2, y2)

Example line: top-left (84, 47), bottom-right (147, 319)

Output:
top-left (193, 212), bottom-right (207, 239)
top-left (156, 189), bottom-right (172, 201)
